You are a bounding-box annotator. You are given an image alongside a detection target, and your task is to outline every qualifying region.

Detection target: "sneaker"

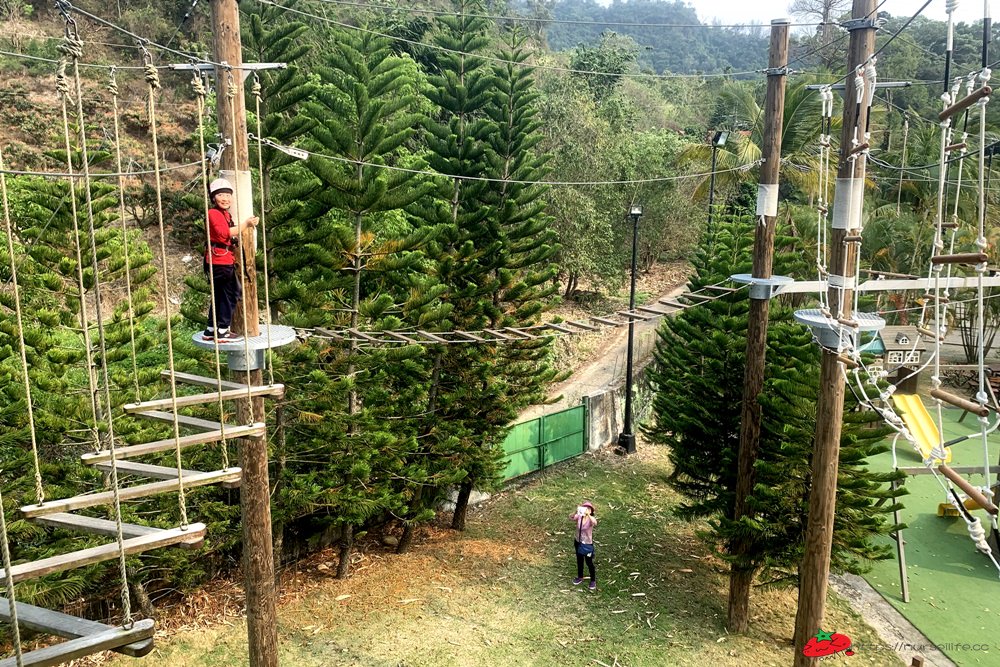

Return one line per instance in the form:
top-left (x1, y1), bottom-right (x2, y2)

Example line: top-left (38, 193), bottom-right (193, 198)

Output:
top-left (203, 330), bottom-right (244, 343)
top-left (588, 581), bottom-right (597, 592)
top-left (573, 577), bottom-right (584, 585)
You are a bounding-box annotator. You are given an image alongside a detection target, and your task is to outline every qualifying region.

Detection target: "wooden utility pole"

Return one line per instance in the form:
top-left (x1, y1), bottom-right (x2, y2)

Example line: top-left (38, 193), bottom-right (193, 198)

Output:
top-left (792, 1), bottom-right (876, 664)
top-left (728, 17), bottom-right (790, 634)
top-left (210, 2), bottom-right (277, 667)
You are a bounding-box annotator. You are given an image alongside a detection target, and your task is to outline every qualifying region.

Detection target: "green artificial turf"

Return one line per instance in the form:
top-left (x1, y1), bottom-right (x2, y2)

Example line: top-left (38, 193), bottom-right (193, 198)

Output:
top-left (865, 407), bottom-right (1000, 666)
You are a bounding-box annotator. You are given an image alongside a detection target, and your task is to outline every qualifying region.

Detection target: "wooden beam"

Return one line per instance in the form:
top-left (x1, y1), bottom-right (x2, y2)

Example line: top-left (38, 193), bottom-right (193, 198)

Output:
top-left (161, 370), bottom-right (245, 392)
top-left (938, 465), bottom-right (999, 514)
top-left (93, 461), bottom-right (241, 490)
top-left (705, 285), bottom-right (737, 293)
top-left (0, 598), bottom-right (152, 658)
top-left (346, 328), bottom-right (381, 343)
top-left (590, 316), bottom-right (621, 327)
top-left (80, 424), bottom-right (265, 464)
top-left (453, 330), bottom-right (485, 342)
top-left (565, 320), bottom-right (599, 331)
top-left (124, 384), bottom-right (284, 414)
top-left (930, 388), bottom-right (989, 417)
top-left (939, 85), bottom-right (992, 122)
top-left (21, 471), bottom-right (242, 518)
top-left (636, 306), bottom-right (670, 316)
top-left (543, 323), bottom-right (574, 334)
top-left (898, 465), bottom-right (1000, 476)
top-left (133, 411), bottom-right (238, 432)
top-left (502, 328), bottom-right (535, 340)
top-left (3, 526), bottom-right (206, 583)
top-left (314, 327), bottom-right (345, 341)
top-left (32, 513), bottom-right (204, 550)
top-left (658, 299), bottom-right (686, 309)
top-left (0, 619), bottom-right (155, 667)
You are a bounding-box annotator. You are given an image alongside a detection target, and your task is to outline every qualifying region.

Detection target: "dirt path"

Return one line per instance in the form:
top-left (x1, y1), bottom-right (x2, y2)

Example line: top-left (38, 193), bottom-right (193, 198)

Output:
top-left (520, 263), bottom-right (690, 421)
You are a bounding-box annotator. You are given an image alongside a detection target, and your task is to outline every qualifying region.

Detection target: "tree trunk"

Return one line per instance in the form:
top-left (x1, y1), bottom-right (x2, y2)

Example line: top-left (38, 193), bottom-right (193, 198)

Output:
top-left (451, 481), bottom-right (473, 531)
top-left (272, 403), bottom-right (286, 580)
top-left (127, 567), bottom-right (155, 620)
top-left (337, 523), bottom-right (354, 579)
top-left (727, 566), bottom-right (754, 633)
top-left (396, 522), bottom-right (415, 554)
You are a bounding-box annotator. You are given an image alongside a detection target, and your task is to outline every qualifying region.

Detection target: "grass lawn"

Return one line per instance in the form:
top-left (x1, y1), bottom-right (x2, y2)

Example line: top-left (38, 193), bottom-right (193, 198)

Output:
top-left (865, 407), bottom-right (1000, 667)
top-left (103, 445), bottom-right (900, 667)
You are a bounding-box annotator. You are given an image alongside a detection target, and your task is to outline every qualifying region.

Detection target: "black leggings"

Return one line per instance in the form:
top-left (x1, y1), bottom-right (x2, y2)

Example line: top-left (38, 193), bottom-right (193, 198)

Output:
top-left (204, 262), bottom-right (242, 331)
top-left (574, 540), bottom-right (596, 581)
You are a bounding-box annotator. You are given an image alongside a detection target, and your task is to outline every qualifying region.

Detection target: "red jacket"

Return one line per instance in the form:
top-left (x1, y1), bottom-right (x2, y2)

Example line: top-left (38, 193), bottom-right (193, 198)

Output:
top-left (205, 207), bottom-right (235, 266)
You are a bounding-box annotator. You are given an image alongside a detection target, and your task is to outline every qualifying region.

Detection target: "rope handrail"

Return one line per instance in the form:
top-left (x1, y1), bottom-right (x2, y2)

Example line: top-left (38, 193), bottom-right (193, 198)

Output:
top-left (296, 282), bottom-right (745, 346)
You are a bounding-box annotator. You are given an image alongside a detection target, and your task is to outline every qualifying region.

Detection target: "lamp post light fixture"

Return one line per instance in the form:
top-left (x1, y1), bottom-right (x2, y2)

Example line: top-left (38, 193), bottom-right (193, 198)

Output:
top-left (707, 130), bottom-right (729, 227)
top-left (618, 204), bottom-right (643, 455)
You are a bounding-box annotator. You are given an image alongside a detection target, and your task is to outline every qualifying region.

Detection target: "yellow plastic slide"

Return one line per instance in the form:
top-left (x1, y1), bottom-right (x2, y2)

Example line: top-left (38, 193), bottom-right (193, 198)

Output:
top-left (892, 394), bottom-right (953, 464)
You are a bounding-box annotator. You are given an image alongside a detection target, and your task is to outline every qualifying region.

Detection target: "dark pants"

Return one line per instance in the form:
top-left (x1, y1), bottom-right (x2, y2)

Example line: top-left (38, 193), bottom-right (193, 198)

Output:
top-left (205, 263), bottom-right (241, 331)
top-left (574, 540), bottom-right (596, 581)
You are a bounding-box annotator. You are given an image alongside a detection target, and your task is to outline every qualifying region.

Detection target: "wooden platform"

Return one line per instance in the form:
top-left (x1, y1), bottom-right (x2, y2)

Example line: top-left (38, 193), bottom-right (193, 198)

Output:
top-left (80, 424), bottom-right (264, 464)
top-left (0, 618), bottom-right (155, 667)
top-left (0, 598), bottom-right (153, 658)
top-left (1, 524), bottom-right (206, 583)
top-left (32, 513), bottom-right (204, 550)
top-left (21, 470), bottom-right (242, 518)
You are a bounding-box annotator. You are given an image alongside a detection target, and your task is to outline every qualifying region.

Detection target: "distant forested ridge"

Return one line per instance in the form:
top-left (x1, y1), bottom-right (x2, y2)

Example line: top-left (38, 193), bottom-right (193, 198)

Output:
top-left (523, 0), bottom-right (770, 74)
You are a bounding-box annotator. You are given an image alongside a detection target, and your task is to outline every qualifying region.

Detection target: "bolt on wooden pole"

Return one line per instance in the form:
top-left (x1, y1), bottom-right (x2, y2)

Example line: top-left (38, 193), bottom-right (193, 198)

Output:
top-left (792, 1), bottom-right (876, 664)
top-left (210, 2), bottom-right (277, 667)
top-left (727, 17), bottom-right (790, 634)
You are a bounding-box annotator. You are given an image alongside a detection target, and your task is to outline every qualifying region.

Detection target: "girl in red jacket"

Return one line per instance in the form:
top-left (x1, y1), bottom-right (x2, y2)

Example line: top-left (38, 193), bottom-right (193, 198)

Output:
top-left (203, 178), bottom-right (258, 342)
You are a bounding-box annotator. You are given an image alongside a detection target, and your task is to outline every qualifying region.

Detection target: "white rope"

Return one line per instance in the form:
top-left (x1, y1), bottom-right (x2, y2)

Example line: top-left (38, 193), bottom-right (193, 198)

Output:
top-left (144, 50), bottom-right (189, 529)
top-left (193, 72), bottom-right (230, 471)
top-left (56, 58), bottom-right (102, 454)
top-left (252, 74), bottom-right (276, 387)
top-left (108, 66), bottom-right (142, 403)
top-left (226, 69), bottom-right (258, 417)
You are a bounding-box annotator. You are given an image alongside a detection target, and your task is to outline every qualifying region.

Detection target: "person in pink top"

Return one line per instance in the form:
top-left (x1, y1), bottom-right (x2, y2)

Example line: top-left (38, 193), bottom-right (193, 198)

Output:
top-left (570, 501), bottom-right (597, 591)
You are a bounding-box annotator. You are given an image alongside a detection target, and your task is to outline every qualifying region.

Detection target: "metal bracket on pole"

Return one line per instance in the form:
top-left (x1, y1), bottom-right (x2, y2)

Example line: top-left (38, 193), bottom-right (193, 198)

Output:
top-left (731, 274), bottom-right (795, 300)
top-left (841, 17), bottom-right (884, 32)
top-left (763, 66), bottom-right (790, 77)
top-left (168, 61), bottom-right (287, 82)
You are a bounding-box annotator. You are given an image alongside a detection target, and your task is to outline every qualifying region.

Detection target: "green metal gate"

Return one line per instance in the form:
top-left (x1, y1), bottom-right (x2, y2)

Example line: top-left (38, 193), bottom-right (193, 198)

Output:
top-left (502, 404), bottom-right (587, 480)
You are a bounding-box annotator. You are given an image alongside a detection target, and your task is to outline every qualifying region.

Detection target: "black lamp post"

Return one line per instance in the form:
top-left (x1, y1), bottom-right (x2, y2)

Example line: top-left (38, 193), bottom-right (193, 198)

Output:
top-left (618, 204), bottom-right (642, 455)
top-left (707, 130), bottom-right (729, 226)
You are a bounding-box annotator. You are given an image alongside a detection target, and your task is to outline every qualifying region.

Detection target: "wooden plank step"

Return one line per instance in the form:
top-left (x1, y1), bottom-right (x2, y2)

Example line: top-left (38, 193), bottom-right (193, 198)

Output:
top-left (32, 513), bottom-right (204, 550)
top-left (93, 461), bottom-right (241, 490)
top-left (616, 311), bottom-right (651, 321)
top-left (483, 329), bottom-right (512, 340)
top-left (80, 423), bottom-right (265, 464)
top-left (160, 370), bottom-right (245, 391)
top-left (659, 299), bottom-right (686, 309)
top-left (3, 525), bottom-right (206, 583)
top-left (134, 411), bottom-right (237, 432)
top-left (384, 331), bottom-right (417, 344)
top-left (0, 598), bottom-right (152, 658)
top-left (124, 384), bottom-right (284, 414)
top-left (502, 328), bottom-right (536, 340)
top-left (21, 471), bottom-right (242, 518)
top-left (683, 292), bottom-right (714, 300)
top-left (636, 306), bottom-right (670, 316)
top-left (565, 320), bottom-right (599, 331)
top-left (543, 323), bottom-right (575, 335)
top-left (705, 285), bottom-right (737, 293)
top-left (417, 330), bottom-right (447, 343)
top-left (591, 316), bottom-right (621, 327)
top-left (0, 618), bottom-right (155, 667)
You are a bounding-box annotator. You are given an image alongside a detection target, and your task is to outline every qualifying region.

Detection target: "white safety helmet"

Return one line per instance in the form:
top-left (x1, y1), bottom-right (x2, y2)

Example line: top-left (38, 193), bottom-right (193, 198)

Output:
top-left (209, 178), bottom-right (234, 198)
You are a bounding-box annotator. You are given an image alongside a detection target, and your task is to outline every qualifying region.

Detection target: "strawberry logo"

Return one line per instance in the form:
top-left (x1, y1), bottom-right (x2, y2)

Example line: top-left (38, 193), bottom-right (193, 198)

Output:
top-left (802, 629), bottom-right (854, 658)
